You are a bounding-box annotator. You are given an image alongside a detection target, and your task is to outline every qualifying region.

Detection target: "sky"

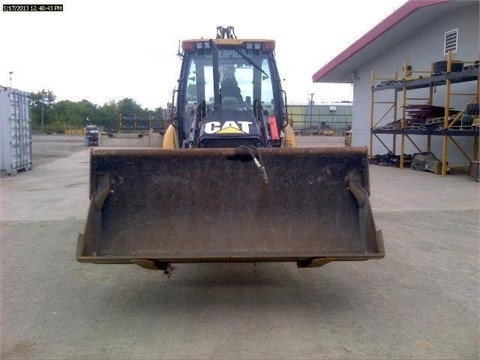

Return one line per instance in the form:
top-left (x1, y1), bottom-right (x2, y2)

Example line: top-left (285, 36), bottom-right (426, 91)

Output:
top-left (1, 0), bottom-right (409, 110)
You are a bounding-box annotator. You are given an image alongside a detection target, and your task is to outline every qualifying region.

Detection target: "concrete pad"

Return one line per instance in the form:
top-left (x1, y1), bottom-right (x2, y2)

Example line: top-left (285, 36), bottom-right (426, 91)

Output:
top-left (0, 136), bottom-right (479, 359)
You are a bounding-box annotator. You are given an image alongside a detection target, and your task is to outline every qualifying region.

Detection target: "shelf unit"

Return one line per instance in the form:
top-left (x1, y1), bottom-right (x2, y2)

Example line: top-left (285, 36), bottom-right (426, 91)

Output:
top-left (370, 52), bottom-right (479, 176)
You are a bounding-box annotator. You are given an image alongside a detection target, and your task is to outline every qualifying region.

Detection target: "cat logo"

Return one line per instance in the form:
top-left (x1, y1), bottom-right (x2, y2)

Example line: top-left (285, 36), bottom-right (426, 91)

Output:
top-left (204, 121), bottom-right (252, 135)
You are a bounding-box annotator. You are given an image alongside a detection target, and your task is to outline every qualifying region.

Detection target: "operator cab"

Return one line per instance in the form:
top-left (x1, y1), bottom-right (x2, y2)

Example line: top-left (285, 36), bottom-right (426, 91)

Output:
top-left (174, 26), bottom-right (285, 148)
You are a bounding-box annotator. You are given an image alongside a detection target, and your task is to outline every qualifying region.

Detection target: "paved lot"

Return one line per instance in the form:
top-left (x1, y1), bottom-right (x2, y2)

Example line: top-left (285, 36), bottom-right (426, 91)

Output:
top-left (31, 134), bottom-right (87, 167)
top-left (1, 134), bottom-right (479, 359)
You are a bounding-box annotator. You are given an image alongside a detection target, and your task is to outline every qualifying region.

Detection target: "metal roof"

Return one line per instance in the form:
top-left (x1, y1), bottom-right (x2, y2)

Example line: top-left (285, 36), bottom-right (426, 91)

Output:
top-left (311, 0), bottom-right (472, 83)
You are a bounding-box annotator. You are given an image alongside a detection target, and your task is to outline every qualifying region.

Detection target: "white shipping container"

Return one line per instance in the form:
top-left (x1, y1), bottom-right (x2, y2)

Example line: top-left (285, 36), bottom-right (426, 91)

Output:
top-left (0, 86), bottom-right (33, 175)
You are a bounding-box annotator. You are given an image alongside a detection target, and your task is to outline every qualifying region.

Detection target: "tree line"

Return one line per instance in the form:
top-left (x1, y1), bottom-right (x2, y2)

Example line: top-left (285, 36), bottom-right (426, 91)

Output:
top-left (30, 89), bottom-right (166, 133)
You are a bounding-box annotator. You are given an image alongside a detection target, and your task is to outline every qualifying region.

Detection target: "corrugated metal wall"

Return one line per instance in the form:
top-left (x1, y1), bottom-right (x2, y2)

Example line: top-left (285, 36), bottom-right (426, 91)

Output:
top-left (288, 104), bottom-right (352, 134)
top-left (0, 86), bottom-right (33, 175)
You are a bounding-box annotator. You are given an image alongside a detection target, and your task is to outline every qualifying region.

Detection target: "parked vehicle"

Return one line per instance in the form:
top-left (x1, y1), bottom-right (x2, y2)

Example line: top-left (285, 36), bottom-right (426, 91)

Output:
top-left (85, 124), bottom-right (99, 146)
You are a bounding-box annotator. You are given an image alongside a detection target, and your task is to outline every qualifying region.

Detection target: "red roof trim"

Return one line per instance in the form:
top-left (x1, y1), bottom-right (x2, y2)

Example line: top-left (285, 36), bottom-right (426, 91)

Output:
top-left (312, 0), bottom-right (451, 82)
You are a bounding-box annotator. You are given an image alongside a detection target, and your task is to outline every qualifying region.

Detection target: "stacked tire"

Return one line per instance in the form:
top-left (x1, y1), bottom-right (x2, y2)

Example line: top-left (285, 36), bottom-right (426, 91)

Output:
top-left (461, 103), bottom-right (479, 127)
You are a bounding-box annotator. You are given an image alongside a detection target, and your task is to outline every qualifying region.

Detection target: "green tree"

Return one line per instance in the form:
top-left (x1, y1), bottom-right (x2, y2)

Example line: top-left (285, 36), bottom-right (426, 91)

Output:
top-left (76, 99), bottom-right (101, 126)
top-left (30, 89), bottom-right (56, 131)
top-left (29, 90), bottom-right (166, 132)
top-left (117, 98), bottom-right (145, 117)
top-left (98, 100), bottom-right (119, 130)
top-left (51, 99), bottom-right (100, 129)
top-left (51, 100), bottom-right (82, 129)
top-left (186, 83), bottom-right (197, 102)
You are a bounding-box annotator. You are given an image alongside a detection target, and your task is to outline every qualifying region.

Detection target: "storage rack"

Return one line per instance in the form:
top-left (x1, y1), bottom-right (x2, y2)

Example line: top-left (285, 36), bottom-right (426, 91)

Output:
top-left (370, 52), bottom-right (479, 176)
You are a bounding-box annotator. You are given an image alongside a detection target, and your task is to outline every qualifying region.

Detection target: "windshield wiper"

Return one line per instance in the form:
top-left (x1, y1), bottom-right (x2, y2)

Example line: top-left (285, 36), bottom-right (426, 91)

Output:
top-left (233, 48), bottom-right (269, 79)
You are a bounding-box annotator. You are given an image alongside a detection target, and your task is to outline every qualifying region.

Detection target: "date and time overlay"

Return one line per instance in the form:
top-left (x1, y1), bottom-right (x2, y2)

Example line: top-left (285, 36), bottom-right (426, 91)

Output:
top-left (3, 3), bottom-right (63, 11)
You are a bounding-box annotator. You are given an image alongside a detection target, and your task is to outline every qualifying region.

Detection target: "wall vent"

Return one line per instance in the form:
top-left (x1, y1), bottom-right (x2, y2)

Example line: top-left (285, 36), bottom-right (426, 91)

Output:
top-left (444, 28), bottom-right (458, 55)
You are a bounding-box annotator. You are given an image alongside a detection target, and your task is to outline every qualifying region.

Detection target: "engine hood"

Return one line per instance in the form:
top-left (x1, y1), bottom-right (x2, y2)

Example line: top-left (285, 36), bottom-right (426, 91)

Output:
top-left (198, 107), bottom-right (263, 148)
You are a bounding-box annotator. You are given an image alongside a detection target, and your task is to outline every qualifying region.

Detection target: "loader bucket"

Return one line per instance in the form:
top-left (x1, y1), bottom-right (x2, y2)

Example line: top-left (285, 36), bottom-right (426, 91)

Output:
top-left (77, 147), bottom-right (384, 268)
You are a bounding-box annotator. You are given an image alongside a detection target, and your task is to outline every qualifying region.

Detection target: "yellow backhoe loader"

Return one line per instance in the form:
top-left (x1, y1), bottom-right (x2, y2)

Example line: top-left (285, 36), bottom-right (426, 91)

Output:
top-left (77, 26), bottom-right (384, 272)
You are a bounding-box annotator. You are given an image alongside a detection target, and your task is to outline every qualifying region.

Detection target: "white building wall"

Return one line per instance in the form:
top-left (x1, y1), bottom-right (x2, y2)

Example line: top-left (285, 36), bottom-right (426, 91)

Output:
top-left (352, 3), bottom-right (479, 167)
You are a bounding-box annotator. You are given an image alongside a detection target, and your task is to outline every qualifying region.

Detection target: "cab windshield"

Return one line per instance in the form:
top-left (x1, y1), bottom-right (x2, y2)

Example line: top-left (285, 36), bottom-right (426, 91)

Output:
top-left (183, 47), bottom-right (275, 114)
